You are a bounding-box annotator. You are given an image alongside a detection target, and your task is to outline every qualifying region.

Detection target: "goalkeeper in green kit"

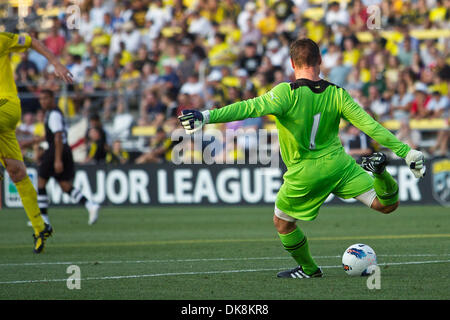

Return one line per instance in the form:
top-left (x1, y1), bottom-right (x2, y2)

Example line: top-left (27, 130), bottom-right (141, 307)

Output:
top-left (178, 39), bottom-right (426, 279)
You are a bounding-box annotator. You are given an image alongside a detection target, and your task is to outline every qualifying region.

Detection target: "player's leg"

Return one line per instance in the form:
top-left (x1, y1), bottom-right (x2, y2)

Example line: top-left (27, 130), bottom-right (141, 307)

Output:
top-left (37, 148), bottom-right (53, 225)
top-left (361, 152), bottom-right (399, 213)
top-left (273, 210), bottom-right (322, 278)
top-left (0, 129), bottom-right (46, 235)
top-left (2, 157), bottom-right (44, 232)
top-left (1, 157), bottom-right (52, 253)
top-left (335, 152), bottom-right (399, 214)
top-left (273, 156), bottom-right (338, 278)
top-left (58, 179), bottom-right (100, 225)
top-left (59, 146), bottom-right (100, 225)
top-left (0, 102), bottom-right (51, 253)
top-left (37, 176), bottom-right (51, 225)
top-left (59, 180), bottom-right (88, 206)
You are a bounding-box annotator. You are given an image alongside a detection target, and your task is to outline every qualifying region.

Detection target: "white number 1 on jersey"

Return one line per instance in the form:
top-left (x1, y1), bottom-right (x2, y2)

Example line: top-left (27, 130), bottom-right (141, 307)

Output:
top-left (309, 113), bottom-right (321, 150)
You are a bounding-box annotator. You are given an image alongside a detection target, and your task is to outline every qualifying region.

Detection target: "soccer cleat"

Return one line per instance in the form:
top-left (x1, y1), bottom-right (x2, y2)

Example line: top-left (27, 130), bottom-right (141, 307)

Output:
top-left (277, 266), bottom-right (323, 278)
top-left (33, 223), bottom-right (53, 254)
top-left (86, 201), bottom-right (100, 225)
top-left (361, 152), bottom-right (388, 175)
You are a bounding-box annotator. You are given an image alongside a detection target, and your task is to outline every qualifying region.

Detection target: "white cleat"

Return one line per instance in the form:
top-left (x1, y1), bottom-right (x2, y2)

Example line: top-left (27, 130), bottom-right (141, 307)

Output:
top-left (85, 201), bottom-right (100, 225)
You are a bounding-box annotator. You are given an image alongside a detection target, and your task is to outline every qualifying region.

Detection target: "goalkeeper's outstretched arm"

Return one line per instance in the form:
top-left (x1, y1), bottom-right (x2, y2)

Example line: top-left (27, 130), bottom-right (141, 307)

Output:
top-left (179, 82), bottom-right (291, 133)
top-left (341, 90), bottom-right (426, 178)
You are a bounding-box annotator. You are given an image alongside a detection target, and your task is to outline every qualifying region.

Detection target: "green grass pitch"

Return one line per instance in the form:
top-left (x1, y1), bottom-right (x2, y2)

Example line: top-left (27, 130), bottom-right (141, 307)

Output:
top-left (0, 205), bottom-right (449, 300)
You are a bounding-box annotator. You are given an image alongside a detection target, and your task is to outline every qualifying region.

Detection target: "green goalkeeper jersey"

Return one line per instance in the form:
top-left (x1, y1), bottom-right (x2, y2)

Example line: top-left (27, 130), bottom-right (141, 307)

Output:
top-left (208, 79), bottom-right (410, 168)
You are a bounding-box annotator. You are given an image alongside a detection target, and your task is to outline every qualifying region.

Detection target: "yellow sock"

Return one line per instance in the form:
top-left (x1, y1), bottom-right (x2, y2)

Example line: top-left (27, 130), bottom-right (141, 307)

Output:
top-left (15, 176), bottom-right (44, 235)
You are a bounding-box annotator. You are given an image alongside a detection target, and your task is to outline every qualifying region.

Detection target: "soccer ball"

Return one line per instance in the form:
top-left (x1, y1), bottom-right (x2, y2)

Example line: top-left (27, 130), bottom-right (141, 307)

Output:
top-left (342, 243), bottom-right (377, 276)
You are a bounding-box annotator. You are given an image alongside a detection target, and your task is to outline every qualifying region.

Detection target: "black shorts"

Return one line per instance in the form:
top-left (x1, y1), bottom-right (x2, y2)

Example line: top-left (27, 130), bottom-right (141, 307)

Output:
top-left (38, 144), bottom-right (75, 181)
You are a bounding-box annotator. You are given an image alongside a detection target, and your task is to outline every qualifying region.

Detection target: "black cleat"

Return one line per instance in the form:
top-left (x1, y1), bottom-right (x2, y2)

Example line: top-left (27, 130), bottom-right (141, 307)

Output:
top-left (361, 152), bottom-right (388, 175)
top-left (277, 266), bottom-right (323, 278)
top-left (33, 223), bottom-right (53, 254)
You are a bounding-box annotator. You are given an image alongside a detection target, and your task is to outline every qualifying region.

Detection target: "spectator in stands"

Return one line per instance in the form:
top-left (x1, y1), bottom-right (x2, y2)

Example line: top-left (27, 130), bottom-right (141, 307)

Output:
top-left (78, 11), bottom-right (95, 43)
top-left (16, 51), bottom-right (38, 79)
top-left (265, 38), bottom-right (289, 69)
top-left (44, 25), bottom-right (66, 57)
top-left (239, 42), bottom-right (262, 77)
top-left (349, 0), bottom-right (368, 31)
top-left (106, 140), bottom-right (129, 165)
top-left (429, 130), bottom-right (449, 158)
top-left (322, 43), bottom-right (340, 76)
top-left (111, 98), bottom-right (134, 141)
top-left (90, 0), bottom-right (107, 28)
top-left (85, 127), bottom-right (108, 164)
top-left (179, 73), bottom-right (205, 97)
top-left (237, 1), bottom-right (257, 33)
top-left (239, 15), bottom-right (262, 46)
top-left (396, 119), bottom-right (422, 151)
top-left (157, 59), bottom-right (181, 92)
top-left (145, 0), bottom-right (172, 35)
top-left (342, 125), bottom-right (374, 162)
top-left (134, 46), bottom-right (153, 71)
top-left (140, 62), bottom-right (159, 89)
top-left (390, 80), bottom-right (414, 121)
top-left (118, 61), bottom-right (141, 94)
top-left (428, 91), bottom-right (449, 119)
top-left (328, 54), bottom-right (351, 88)
top-left (368, 85), bottom-right (391, 122)
top-left (397, 37), bottom-right (414, 67)
top-left (68, 55), bottom-right (84, 83)
top-left (188, 10), bottom-right (214, 39)
top-left (411, 82), bottom-right (432, 119)
top-left (138, 89), bottom-right (166, 127)
top-left (208, 33), bottom-right (236, 68)
top-left (67, 32), bottom-right (87, 58)
top-left (342, 37), bottom-right (360, 67)
top-left (85, 113), bottom-right (107, 151)
top-left (135, 127), bottom-right (172, 164)
top-left (427, 91), bottom-right (449, 157)
top-left (325, 1), bottom-right (350, 32)
top-left (122, 21), bottom-right (142, 54)
top-left (16, 68), bottom-right (39, 114)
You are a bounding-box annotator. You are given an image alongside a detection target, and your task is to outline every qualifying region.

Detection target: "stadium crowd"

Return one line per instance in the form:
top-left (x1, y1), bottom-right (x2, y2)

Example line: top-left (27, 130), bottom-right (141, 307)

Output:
top-left (3, 0), bottom-right (449, 164)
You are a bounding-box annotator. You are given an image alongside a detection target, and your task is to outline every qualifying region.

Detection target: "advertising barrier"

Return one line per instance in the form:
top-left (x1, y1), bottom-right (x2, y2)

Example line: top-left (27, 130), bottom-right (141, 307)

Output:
top-left (1, 159), bottom-right (448, 208)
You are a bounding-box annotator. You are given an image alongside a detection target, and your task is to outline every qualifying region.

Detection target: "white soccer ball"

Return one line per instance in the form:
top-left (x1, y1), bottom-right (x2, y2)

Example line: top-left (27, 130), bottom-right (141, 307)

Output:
top-left (342, 243), bottom-right (377, 276)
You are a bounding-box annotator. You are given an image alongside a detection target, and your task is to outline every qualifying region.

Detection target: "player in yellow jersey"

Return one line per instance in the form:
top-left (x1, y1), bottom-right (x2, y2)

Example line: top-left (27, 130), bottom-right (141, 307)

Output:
top-left (0, 32), bottom-right (73, 253)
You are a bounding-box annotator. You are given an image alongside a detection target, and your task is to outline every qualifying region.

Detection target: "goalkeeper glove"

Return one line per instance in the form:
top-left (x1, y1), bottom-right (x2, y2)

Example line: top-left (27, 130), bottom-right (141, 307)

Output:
top-left (405, 149), bottom-right (426, 178)
top-left (178, 109), bottom-right (209, 134)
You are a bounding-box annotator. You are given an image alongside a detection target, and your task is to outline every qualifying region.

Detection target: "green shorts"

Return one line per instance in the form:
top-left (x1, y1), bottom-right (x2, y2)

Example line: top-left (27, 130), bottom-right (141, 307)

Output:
top-left (275, 148), bottom-right (374, 221)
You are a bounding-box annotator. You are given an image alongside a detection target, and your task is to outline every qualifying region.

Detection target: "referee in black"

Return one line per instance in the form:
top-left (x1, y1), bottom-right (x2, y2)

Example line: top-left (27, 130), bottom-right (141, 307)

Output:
top-left (36, 89), bottom-right (100, 226)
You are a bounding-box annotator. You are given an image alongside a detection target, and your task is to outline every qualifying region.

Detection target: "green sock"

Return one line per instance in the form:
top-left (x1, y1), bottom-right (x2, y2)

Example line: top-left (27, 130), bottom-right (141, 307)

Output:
top-left (278, 226), bottom-right (318, 275)
top-left (373, 169), bottom-right (399, 206)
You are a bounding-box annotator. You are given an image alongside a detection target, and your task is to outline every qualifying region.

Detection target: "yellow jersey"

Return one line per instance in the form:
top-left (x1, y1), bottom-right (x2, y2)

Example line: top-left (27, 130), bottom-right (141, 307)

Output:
top-left (0, 32), bottom-right (32, 102)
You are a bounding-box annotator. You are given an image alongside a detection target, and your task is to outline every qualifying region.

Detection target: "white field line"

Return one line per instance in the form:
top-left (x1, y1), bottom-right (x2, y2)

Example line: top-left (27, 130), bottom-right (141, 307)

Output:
top-left (0, 259), bottom-right (449, 285)
top-left (0, 253), bottom-right (449, 267)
